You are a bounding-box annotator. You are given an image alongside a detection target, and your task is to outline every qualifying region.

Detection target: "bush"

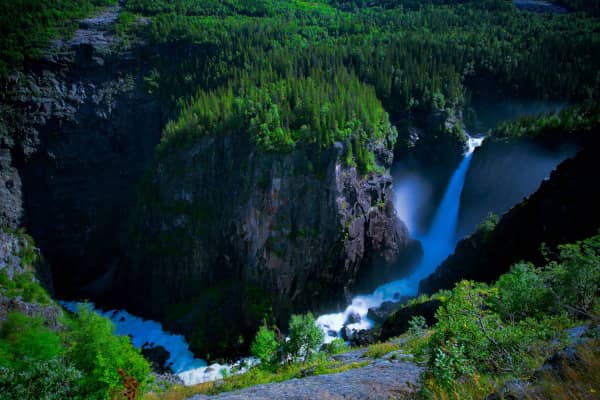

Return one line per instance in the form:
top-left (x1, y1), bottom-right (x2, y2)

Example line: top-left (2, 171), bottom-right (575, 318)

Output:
top-left (0, 358), bottom-right (82, 400)
top-left (493, 262), bottom-right (553, 321)
top-left (250, 324), bottom-right (279, 368)
top-left (0, 312), bottom-right (62, 369)
top-left (544, 233), bottom-right (600, 317)
top-left (407, 315), bottom-right (428, 337)
top-left (428, 281), bottom-right (566, 384)
top-left (66, 305), bottom-right (151, 399)
top-left (285, 313), bottom-right (324, 364)
top-left (323, 338), bottom-right (347, 355)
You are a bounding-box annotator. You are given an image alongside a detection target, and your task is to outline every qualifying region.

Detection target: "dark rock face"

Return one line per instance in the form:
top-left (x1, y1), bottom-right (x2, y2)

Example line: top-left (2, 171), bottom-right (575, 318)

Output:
top-left (380, 300), bottom-right (441, 341)
top-left (117, 131), bottom-right (419, 358)
top-left (0, 16), bottom-right (164, 296)
top-left (420, 141), bottom-right (600, 295)
top-left (458, 137), bottom-right (580, 238)
top-left (141, 344), bottom-right (171, 374)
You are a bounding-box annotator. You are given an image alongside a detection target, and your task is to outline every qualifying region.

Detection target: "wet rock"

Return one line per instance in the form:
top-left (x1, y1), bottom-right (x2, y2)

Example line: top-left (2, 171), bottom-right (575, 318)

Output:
top-left (345, 312), bottom-right (361, 325)
top-left (142, 345), bottom-right (172, 374)
top-left (350, 329), bottom-right (378, 347)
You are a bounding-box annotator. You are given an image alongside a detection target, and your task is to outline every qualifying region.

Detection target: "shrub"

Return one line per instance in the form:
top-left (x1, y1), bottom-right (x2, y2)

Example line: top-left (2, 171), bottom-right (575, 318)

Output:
top-left (0, 312), bottom-right (62, 369)
top-left (475, 213), bottom-right (499, 237)
top-left (430, 342), bottom-right (474, 390)
top-left (323, 338), bottom-right (347, 355)
top-left (407, 315), bottom-right (428, 337)
top-left (285, 313), bottom-right (324, 364)
top-left (493, 262), bottom-right (553, 321)
top-left (0, 358), bottom-right (82, 400)
top-left (66, 305), bottom-right (151, 399)
top-left (544, 233), bottom-right (600, 317)
top-left (429, 281), bottom-right (565, 382)
top-left (250, 324), bottom-right (279, 368)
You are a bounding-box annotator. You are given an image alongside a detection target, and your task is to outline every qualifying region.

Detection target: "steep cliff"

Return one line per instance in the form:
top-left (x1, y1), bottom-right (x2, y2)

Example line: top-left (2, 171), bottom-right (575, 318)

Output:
top-left (117, 129), bottom-right (419, 359)
top-left (0, 8), bottom-right (165, 296)
top-left (419, 138), bottom-right (600, 295)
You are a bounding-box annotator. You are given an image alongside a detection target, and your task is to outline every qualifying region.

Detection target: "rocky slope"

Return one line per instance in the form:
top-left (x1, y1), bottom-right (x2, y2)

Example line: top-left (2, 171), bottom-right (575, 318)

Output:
top-left (189, 347), bottom-right (422, 400)
top-left (116, 129), bottom-right (420, 358)
top-left (419, 138), bottom-right (600, 294)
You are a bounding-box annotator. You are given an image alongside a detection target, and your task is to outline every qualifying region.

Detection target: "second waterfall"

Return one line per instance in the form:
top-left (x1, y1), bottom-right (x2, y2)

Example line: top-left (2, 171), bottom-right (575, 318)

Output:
top-left (317, 135), bottom-right (484, 341)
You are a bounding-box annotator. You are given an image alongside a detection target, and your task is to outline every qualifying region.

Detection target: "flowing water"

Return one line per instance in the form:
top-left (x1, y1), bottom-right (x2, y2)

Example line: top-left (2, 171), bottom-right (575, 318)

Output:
top-left (316, 135), bottom-right (484, 341)
top-left (61, 301), bottom-right (257, 385)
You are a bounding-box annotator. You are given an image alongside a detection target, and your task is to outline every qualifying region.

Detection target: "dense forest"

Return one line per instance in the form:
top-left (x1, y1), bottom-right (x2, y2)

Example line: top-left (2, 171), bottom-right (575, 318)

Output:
top-left (1, 0), bottom-right (599, 399)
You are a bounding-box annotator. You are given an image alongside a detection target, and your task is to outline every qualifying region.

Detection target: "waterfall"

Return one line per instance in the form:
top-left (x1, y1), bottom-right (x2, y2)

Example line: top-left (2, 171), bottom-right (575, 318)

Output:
top-left (317, 135), bottom-right (483, 341)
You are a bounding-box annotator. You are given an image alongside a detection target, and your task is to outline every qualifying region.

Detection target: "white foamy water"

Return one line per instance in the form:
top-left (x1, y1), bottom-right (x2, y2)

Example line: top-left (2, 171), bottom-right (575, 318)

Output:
top-left (61, 301), bottom-right (258, 385)
top-left (317, 134), bottom-right (484, 342)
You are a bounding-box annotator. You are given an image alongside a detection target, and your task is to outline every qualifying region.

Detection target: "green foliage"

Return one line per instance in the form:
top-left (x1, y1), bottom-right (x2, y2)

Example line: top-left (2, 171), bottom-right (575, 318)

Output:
top-left (475, 212), bottom-right (499, 237)
top-left (66, 305), bottom-right (151, 399)
top-left (493, 262), bottom-right (553, 320)
top-left (428, 281), bottom-right (567, 388)
top-left (160, 71), bottom-right (390, 174)
top-left (430, 342), bottom-right (474, 390)
top-left (128, 0), bottom-right (600, 124)
top-left (285, 312), bottom-right (324, 363)
top-left (0, 313), bottom-right (62, 370)
top-left (0, 0), bottom-right (117, 75)
top-left (425, 232), bottom-right (600, 393)
top-left (323, 338), bottom-right (348, 355)
top-left (364, 341), bottom-right (403, 358)
top-left (491, 104), bottom-right (600, 142)
top-left (0, 229), bottom-right (51, 304)
top-left (407, 315), bottom-right (428, 337)
top-left (250, 324), bottom-right (279, 367)
top-left (544, 232), bottom-right (600, 317)
top-left (0, 269), bottom-right (51, 305)
top-left (0, 358), bottom-right (83, 400)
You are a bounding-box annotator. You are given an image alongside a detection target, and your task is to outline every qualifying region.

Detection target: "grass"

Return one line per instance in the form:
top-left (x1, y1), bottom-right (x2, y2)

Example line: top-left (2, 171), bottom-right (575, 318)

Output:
top-left (364, 341), bottom-right (404, 358)
top-left (535, 340), bottom-right (600, 400)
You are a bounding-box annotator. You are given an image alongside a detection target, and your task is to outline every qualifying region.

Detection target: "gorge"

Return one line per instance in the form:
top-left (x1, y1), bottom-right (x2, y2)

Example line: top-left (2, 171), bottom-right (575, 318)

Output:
top-left (1, 1), bottom-right (599, 398)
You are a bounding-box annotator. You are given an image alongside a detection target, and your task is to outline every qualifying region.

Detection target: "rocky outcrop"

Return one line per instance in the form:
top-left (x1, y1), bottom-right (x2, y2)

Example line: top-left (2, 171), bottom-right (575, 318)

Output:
top-left (419, 139), bottom-right (600, 295)
top-left (457, 136), bottom-right (580, 238)
top-left (0, 230), bottom-right (62, 327)
top-left (116, 130), bottom-right (419, 359)
top-left (0, 9), bottom-right (165, 296)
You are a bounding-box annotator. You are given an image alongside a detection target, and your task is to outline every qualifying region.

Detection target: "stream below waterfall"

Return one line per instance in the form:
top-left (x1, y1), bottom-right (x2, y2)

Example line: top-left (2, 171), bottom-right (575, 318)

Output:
top-left (316, 135), bottom-right (484, 341)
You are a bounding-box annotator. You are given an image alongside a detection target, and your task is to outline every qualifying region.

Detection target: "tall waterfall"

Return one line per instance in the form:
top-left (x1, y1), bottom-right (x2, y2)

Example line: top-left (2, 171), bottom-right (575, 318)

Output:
top-left (317, 135), bottom-right (483, 341)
